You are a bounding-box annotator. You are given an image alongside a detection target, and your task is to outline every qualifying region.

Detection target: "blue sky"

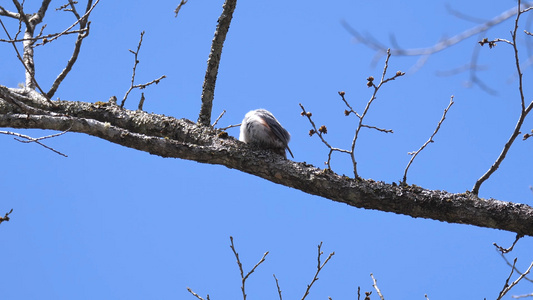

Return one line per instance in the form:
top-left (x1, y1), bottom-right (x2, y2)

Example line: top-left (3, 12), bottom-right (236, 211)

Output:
top-left (1, 0), bottom-right (533, 299)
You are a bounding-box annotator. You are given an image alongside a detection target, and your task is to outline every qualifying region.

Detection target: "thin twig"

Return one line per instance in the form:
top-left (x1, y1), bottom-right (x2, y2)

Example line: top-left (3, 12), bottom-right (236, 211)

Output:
top-left (472, 0), bottom-right (533, 195)
top-left (212, 110), bottom-right (226, 127)
top-left (174, 0), bottom-right (188, 17)
top-left (121, 31), bottom-right (166, 108)
top-left (498, 251), bottom-right (533, 284)
top-left (300, 242), bottom-right (335, 300)
top-left (0, 28), bottom-right (87, 43)
top-left (350, 50), bottom-right (403, 177)
top-left (0, 128), bottom-right (69, 157)
top-left (218, 123), bottom-right (241, 131)
top-left (403, 96), bottom-right (454, 184)
top-left (494, 234), bottom-right (524, 254)
top-left (497, 258), bottom-right (533, 299)
top-left (370, 273), bottom-right (385, 300)
top-left (229, 236), bottom-right (269, 300)
top-left (198, 0), bottom-right (237, 126)
top-left (0, 209), bottom-right (13, 224)
top-left (299, 103), bottom-right (351, 170)
top-left (186, 287), bottom-right (207, 300)
top-left (273, 274), bottom-right (283, 300)
top-left (137, 93), bottom-right (146, 111)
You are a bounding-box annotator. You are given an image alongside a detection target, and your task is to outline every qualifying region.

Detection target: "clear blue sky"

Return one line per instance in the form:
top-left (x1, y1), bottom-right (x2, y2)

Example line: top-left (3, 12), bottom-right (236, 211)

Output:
top-left (1, 0), bottom-right (533, 299)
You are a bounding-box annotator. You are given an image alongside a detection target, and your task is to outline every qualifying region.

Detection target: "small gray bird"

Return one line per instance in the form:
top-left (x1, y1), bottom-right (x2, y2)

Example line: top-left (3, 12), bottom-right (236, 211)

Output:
top-left (239, 109), bottom-right (294, 158)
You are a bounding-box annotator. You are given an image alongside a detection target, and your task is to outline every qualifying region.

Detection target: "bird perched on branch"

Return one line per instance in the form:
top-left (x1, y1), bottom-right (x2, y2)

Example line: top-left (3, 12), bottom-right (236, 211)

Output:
top-left (239, 109), bottom-right (294, 158)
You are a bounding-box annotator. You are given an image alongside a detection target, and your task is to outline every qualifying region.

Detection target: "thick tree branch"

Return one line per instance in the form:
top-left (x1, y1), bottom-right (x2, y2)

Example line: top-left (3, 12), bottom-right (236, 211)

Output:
top-left (197, 0), bottom-right (237, 126)
top-left (1, 86), bottom-right (533, 236)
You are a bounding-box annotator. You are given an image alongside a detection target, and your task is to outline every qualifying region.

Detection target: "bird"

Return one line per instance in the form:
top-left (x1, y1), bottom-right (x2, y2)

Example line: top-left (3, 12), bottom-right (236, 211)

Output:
top-left (239, 109), bottom-right (294, 158)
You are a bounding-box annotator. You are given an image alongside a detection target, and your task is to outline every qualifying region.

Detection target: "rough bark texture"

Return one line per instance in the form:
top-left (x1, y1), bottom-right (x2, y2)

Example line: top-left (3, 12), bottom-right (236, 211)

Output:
top-left (2, 85), bottom-right (533, 236)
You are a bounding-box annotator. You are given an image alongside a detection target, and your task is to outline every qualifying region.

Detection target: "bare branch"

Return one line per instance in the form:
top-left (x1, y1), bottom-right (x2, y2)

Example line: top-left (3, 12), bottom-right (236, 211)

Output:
top-left (3, 88), bottom-right (533, 236)
top-left (403, 96), bottom-right (454, 184)
top-left (229, 236), bottom-right (268, 300)
top-left (300, 242), bottom-right (334, 300)
top-left (273, 274), bottom-right (283, 300)
top-left (0, 209), bottom-right (13, 225)
top-left (121, 31), bottom-right (166, 108)
top-left (497, 258), bottom-right (533, 300)
top-left (299, 103), bottom-right (350, 171)
top-left (301, 54), bottom-right (403, 178)
top-left (212, 110), bottom-right (226, 127)
top-left (498, 251), bottom-right (533, 284)
top-left (198, 0), bottom-right (237, 126)
top-left (494, 233), bottom-right (524, 254)
top-left (186, 287), bottom-right (209, 300)
top-left (218, 123), bottom-right (240, 131)
top-left (0, 5), bottom-right (20, 18)
top-left (174, 0), bottom-right (188, 17)
top-left (350, 50), bottom-right (403, 177)
top-left (47, 0), bottom-right (99, 99)
top-left (0, 128), bottom-right (70, 157)
top-left (473, 1), bottom-right (533, 195)
top-left (0, 18), bottom-right (50, 102)
top-left (370, 273), bottom-right (385, 300)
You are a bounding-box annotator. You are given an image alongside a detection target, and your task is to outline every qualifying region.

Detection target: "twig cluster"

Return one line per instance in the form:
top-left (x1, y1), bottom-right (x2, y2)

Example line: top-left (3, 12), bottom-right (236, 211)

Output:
top-left (492, 234), bottom-right (533, 299)
top-left (187, 238), bottom-right (335, 300)
top-left (0, 0), bottom-right (100, 99)
top-left (121, 31), bottom-right (167, 108)
top-left (300, 49), bottom-right (403, 178)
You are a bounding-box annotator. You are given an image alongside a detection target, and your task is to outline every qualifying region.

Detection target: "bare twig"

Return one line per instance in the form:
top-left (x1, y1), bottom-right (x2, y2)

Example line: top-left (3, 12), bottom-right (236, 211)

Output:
top-left (218, 123), bottom-right (241, 131)
top-left (300, 242), bottom-right (335, 300)
top-left (497, 258), bottom-right (533, 300)
top-left (494, 234), bottom-right (524, 254)
top-left (0, 28), bottom-right (88, 44)
top-left (273, 274), bottom-right (283, 300)
top-left (370, 273), bottom-right (385, 300)
top-left (229, 236), bottom-right (268, 300)
top-left (0, 128), bottom-right (70, 157)
top-left (498, 252), bottom-right (533, 284)
top-left (472, 0), bottom-right (533, 195)
top-left (0, 209), bottom-right (13, 225)
top-left (350, 50), bottom-right (403, 178)
top-left (47, 0), bottom-right (98, 99)
top-left (300, 53), bottom-right (402, 177)
top-left (174, 0), bottom-right (188, 17)
top-left (137, 93), bottom-right (145, 111)
top-left (299, 103), bottom-right (351, 170)
top-left (403, 96), bottom-right (454, 184)
top-left (212, 110), bottom-right (226, 127)
top-left (121, 31), bottom-right (166, 108)
top-left (198, 0), bottom-right (237, 126)
top-left (186, 287), bottom-right (209, 300)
